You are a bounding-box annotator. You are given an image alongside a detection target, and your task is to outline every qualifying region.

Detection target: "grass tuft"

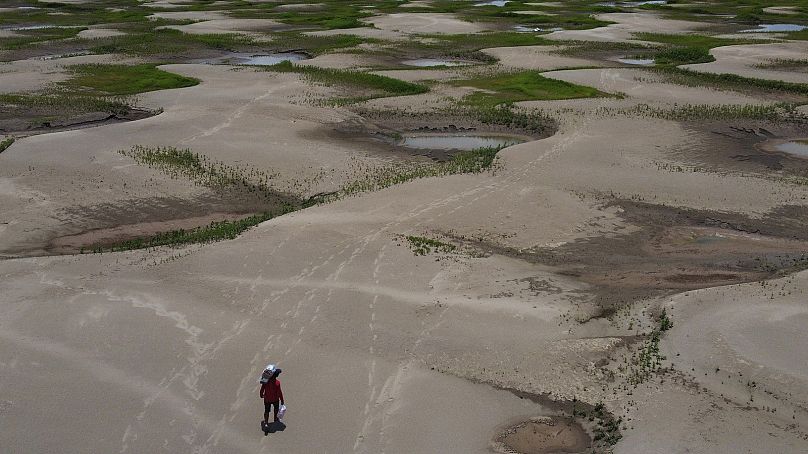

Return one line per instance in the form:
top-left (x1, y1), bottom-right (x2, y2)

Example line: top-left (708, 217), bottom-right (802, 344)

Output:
top-left (405, 235), bottom-right (456, 256)
top-left (118, 145), bottom-right (281, 199)
top-left (86, 212), bottom-right (293, 253)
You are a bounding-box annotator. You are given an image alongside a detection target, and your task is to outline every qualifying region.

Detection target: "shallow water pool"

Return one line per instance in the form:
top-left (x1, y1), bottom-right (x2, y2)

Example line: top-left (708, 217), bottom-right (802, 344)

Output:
top-left (774, 140), bottom-right (808, 158)
top-left (617, 58), bottom-right (655, 65)
top-left (239, 53), bottom-right (308, 65)
top-left (402, 58), bottom-right (470, 67)
top-left (741, 24), bottom-right (807, 33)
top-left (400, 134), bottom-right (523, 151)
top-left (514, 25), bottom-right (563, 33)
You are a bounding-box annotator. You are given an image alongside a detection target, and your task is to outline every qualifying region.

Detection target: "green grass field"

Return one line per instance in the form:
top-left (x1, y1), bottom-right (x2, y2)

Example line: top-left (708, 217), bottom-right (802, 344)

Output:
top-left (454, 70), bottom-right (607, 107)
top-left (63, 64), bottom-right (199, 95)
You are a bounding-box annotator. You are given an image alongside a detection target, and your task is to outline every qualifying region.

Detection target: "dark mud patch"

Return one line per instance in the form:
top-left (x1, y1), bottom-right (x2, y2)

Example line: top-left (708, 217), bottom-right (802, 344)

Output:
top-left (494, 417), bottom-right (590, 454)
top-left (2, 187), bottom-right (299, 257)
top-left (452, 200), bottom-right (808, 318)
top-left (495, 388), bottom-right (622, 453)
top-left (47, 212), bottom-right (252, 254)
top-left (320, 110), bottom-right (554, 162)
top-left (51, 190), bottom-right (297, 254)
top-left (0, 108), bottom-right (157, 136)
top-left (676, 119), bottom-right (808, 173)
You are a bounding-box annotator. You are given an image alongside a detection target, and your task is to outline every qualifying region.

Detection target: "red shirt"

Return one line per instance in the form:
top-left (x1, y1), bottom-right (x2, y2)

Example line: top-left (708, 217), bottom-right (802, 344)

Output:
top-left (260, 379), bottom-right (284, 403)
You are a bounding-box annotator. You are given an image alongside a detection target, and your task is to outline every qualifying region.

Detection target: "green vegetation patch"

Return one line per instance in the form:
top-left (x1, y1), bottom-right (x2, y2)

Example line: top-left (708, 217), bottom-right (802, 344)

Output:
top-left (404, 31), bottom-right (552, 62)
top-left (119, 145), bottom-right (281, 199)
top-left (228, 2), bottom-right (374, 30)
top-left (86, 28), bottom-right (256, 57)
top-left (268, 10), bottom-right (368, 29)
top-left (433, 31), bottom-right (552, 49)
top-left (620, 102), bottom-right (803, 122)
top-left (86, 212), bottom-right (292, 253)
top-left (0, 92), bottom-right (137, 131)
top-left (753, 59), bottom-right (808, 71)
top-left (265, 61), bottom-right (428, 103)
top-left (0, 26), bottom-right (86, 50)
top-left (652, 46), bottom-right (712, 66)
top-left (460, 3), bottom-right (613, 30)
top-left (649, 66), bottom-right (808, 98)
top-left (633, 33), bottom-right (767, 66)
top-left (572, 402), bottom-right (622, 447)
top-left (453, 70), bottom-right (608, 107)
top-left (785, 29), bottom-right (808, 41)
top-left (472, 104), bottom-right (557, 133)
top-left (339, 145), bottom-right (504, 197)
top-left (0, 92), bottom-right (131, 114)
top-left (98, 145), bottom-right (298, 252)
top-left (635, 33), bottom-right (764, 50)
top-left (627, 308), bottom-right (672, 386)
top-left (0, 4), bottom-right (147, 27)
top-left (0, 137), bottom-right (14, 153)
top-left (405, 235), bottom-right (456, 256)
top-left (267, 32), bottom-right (373, 56)
top-left (63, 64), bottom-right (198, 95)
top-left (109, 140), bottom-right (510, 252)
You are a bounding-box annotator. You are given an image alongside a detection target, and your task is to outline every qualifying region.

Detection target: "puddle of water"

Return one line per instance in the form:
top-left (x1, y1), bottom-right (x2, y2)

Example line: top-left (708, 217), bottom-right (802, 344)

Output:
top-left (39, 51), bottom-right (92, 60)
top-left (11, 25), bottom-right (53, 31)
top-left (617, 57), bottom-right (654, 65)
top-left (514, 25), bottom-right (563, 33)
top-left (475, 0), bottom-right (509, 6)
top-left (741, 23), bottom-right (807, 33)
top-left (597, 0), bottom-right (666, 5)
top-left (695, 234), bottom-right (726, 245)
top-left (239, 52), bottom-right (308, 65)
top-left (200, 52), bottom-right (308, 66)
top-left (400, 134), bottom-right (523, 151)
top-left (402, 58), bottom-right (470, 67)
top-left (774, 140), bottom-right (808, 158)
top-left (3, 24), bottom-right (79, 31)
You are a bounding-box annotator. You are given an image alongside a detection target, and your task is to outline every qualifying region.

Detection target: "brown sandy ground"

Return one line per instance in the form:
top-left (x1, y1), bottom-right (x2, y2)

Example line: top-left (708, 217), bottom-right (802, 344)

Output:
top-left (2, 6), bottom-right (808, 454)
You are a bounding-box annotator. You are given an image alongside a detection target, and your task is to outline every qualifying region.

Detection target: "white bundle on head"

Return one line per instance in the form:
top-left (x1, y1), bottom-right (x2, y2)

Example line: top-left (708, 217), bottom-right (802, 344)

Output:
top-left (259, 364), bottom-right (276, 383)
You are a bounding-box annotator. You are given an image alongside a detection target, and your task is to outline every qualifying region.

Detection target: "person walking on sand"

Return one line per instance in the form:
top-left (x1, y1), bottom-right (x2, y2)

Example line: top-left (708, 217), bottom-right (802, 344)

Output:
top-left (260, 364), bottom-right (284, 426)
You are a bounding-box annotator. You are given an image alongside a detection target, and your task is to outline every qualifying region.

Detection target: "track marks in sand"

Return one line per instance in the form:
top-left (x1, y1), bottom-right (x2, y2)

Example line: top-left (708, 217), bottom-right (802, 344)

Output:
top-left (193, 232), bottom-right (363, 453)
top-left (0, 327), bottom-right (259, 454)
top-left (107, 62), bottom-right (621, 452)
top-left (177, 87), bottom-right (279, 146)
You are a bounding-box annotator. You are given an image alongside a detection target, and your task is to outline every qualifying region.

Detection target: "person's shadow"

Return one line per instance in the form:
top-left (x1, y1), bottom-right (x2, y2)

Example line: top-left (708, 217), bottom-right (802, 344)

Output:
top-left (261, 421), bottom-right (287, 436)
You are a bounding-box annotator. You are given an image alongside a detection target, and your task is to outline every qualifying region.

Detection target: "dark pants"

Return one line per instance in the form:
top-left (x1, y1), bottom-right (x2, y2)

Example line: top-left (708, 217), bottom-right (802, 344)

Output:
top-left (264, 400), bottom-right (279, 422)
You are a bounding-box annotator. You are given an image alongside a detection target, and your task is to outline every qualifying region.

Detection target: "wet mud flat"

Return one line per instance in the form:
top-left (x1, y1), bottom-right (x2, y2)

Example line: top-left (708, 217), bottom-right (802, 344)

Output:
top-left (325, 110), bottom-right (555, 161)
top-left (452, 200), bottom-right (808, 318)
top-left (494, 417), bottom-right (590, 454)
top-left (193, 51), bottom-right (309, 66)
top-left (487, 386), bottom-right (626, 454)
top-left (0, 107), bottom-right (157, 136)
top-left (2, 187), bottom-right (301, 258)
top-left (679, 119), bottom-right (808, 172)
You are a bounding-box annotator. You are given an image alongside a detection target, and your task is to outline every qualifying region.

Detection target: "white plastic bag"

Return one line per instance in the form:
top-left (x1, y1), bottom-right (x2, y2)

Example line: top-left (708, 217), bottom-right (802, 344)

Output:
top-left (277, 404), bottom-right (287, 421)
